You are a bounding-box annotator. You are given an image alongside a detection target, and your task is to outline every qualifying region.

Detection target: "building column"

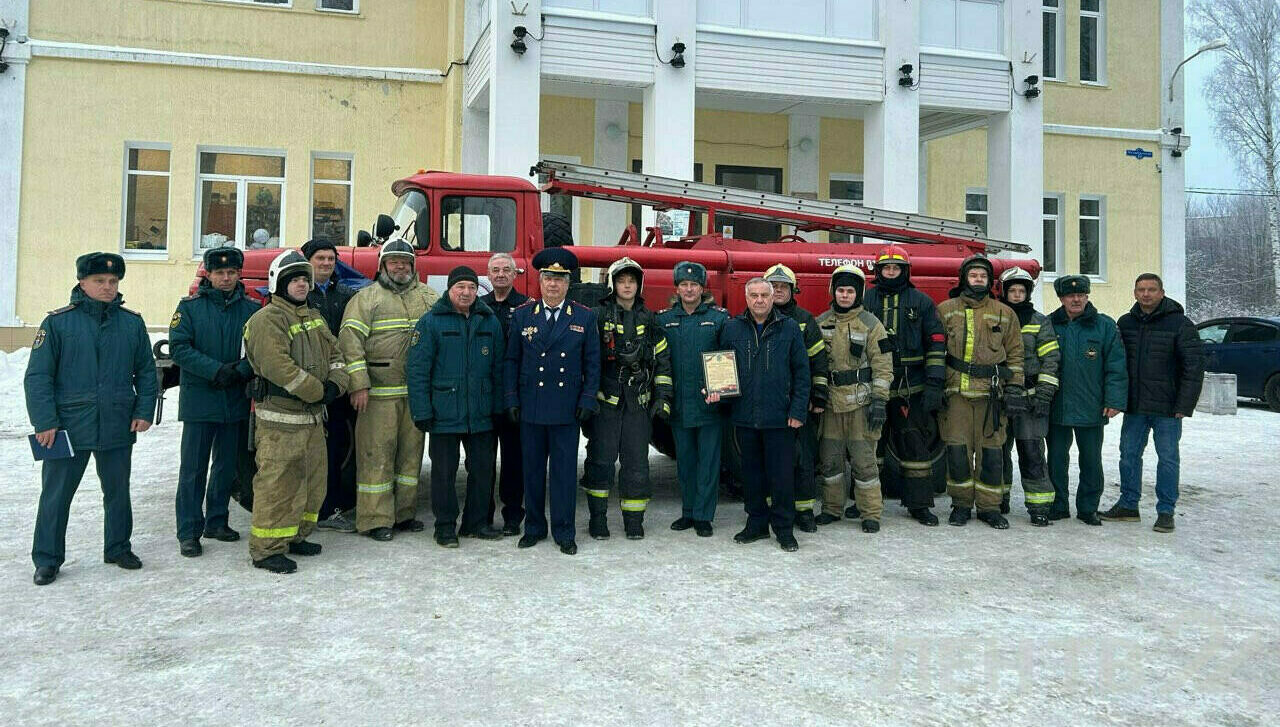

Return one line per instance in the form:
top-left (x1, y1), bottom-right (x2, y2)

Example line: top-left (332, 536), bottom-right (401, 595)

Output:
top-left (486, 0), bottom-right (541, 178)
top-left (1160, 0), bottom-right (1188, 303)
top-left (987, 0), bottom-right (1044, 265)
top-left (592, 100), bottom-right (630, 246)
top-left (788, 115), bottom-right (820, 240)
top-left (642, 0), bottom-right (695, 227)
top-left (863, 0), bottom-right (920, 213)
top-left (0, 0), bottom-right (30, 325)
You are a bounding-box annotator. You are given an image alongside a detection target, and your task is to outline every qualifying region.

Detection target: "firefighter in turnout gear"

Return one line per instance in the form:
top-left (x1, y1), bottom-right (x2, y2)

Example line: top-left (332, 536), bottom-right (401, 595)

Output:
top-left (338, 239), bottom-right (439, 540)
top-left (583, 258), bottom-right (673, 540)
top-left (243, 250), bottom-right (349, 573)
top-left (861, 245), bottom-right (947, 526)
top-left (998, 267), bottom-right (1060, 526)
top-left (937, 255), bottom-right (1025, 528)
top-left (763, 263), bottom-right (829, 533)
top-left (815, 266), bottom-right (893, 532)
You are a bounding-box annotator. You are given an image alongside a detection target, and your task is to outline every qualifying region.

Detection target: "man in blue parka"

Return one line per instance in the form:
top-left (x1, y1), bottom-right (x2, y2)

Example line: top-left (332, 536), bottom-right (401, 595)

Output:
top-left (170, 246), bottom-right (259, 557)
top-left (407, 266), bottom-right (506, 548)
top-left (25, 252), bottom-right (158, 586)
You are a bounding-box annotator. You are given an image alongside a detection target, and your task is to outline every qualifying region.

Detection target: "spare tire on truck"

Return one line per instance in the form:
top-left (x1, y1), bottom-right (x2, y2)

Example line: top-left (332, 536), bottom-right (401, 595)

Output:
top-left (542, 212), bottom-right (574, 247)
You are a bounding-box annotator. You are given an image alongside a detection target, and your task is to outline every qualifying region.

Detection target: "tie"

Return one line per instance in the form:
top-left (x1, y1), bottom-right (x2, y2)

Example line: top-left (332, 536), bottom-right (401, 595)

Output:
top-left (548, 306), bottom-right (559, 323)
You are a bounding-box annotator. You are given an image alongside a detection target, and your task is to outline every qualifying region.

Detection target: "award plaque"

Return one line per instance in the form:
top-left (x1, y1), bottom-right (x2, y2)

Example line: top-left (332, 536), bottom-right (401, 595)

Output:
top-left (701, 350), bottom-right (740, 397)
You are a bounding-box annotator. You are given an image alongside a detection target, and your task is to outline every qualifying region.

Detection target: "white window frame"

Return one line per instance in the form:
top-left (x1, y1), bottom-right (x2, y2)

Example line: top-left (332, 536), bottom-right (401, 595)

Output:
top-left (1079, 0), bottom-right (1106, 85)
top-left (696, 0), bottom-right (878, 43)
top-left (310, 152), bottom-right (355, 246)
top-left (1041, 193), bottom-right (1065, 277)
top-left (208, 0), bottom-right (294, 8)
top-left (1078, 194), bottom-right (1107, 281)
top-left (828, 172), bottom-right (864, 243)
top-left (921, 0), bottom-right (1004, 54)
top-left (194, 146), bottom-right (288, 257)
top-left (120, 142), bottom-right (172, 260)
top-left (315, 0), bottom-right (358, 13)
top-left (1042, 0), bottom-right (1065, 81)
top-left (965, 187), bottom-right (989, 235)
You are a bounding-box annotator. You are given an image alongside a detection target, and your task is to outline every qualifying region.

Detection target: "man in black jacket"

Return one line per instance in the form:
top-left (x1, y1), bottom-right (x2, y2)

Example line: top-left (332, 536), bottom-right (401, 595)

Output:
top-left (481, 252), bottom-right (530, 535)
top-left (1103, 273), bottom-right (1204, 533)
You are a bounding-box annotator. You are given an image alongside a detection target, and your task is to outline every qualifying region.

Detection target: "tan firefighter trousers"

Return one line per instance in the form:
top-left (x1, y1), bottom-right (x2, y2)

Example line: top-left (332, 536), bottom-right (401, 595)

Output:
top-left (249, 417), bottom-right (327, 561)
top-left (355, 397), bottom-right (425, 531)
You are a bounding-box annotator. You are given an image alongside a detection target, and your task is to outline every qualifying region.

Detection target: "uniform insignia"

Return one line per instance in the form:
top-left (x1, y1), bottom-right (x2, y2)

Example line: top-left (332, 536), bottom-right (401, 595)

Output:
top-left (410, 330), bottom-right (421, 347)
top-left (700, 321), bottom-right (715, 326)
top-left (481, 346), bottom-right (489, 356)
top-left (523, 325), bottom-right (538, 340)
top-left (906, 309), bottom-right (918, 321)
top-left (170, 312), bottom-right (182, 329)
top-left (48, 305), bottom-right (74, 316)
top-left (32, 328), bottom-right (46, 349)
top-left (569, 324), bottom-right (584, 333)
top-left (1085, 346), bottom-right (1098, 360)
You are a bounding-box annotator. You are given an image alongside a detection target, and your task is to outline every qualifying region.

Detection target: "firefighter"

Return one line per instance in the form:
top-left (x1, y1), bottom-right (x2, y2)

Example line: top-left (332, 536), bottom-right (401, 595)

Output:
top-left (583, 257), bottom-right (673, 540)
top-left (861, 245), bottom-right (947, 526)
top-left (656, 261), bottom-right (730, 538)
top-left (170, 246), bottom-right (259, 558)
top-left (504, 247), bottom-right (601, 555)
top-left (815, 265), bottom-right (893, 532)
top-left (998, 266), bottom-right (1060, 526)
top-left (937, 255), bottom-right (1026, 528)
top-left (762, 263), bottom-right (829, 533)
top-left (481, 252), bottom-right (530, 535)
top-left (338, 239), bottom-right (439, 541)
top-left (243, 250), bottom-right (348, 574)
top-left (26, 252), bottom-right (157, 586)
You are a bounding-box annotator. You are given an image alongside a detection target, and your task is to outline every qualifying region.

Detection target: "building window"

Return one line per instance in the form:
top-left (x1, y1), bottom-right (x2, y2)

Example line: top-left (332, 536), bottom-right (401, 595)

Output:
top-left (697, 0), bottom-right (877, 41)
top-left (122, 144), bottom-right (171, 255)
top-left (196, 149), bottom-right (286, 253)
top-left (1042, 0), bottom-right (1064, 80)
top-left (544, 0), bottom-right (651, 15)
top-left (828, 175), bottom-right (864, 244)
top-left (1042, 194), bottom-right (1064, 274)
top-left (316, 0), bottom-right (356, 11)
top-left (1080, 0), bottom-right (1105, 83)
top-left (311, 154), bottom-right (353, 245)
top-left (964, 189), bottom-right (988, 235)
top-left (1079, 196), bottom-right (1105, 277)
top-left (715, 165), bottom-right (783, 243)
top-left (921, 0), bottom-right (1002, 54)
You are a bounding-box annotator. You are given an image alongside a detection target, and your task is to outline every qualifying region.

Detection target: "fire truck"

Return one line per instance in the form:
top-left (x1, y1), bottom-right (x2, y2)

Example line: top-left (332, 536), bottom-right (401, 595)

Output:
top-left (221, 159), bottom-right (1038, 309)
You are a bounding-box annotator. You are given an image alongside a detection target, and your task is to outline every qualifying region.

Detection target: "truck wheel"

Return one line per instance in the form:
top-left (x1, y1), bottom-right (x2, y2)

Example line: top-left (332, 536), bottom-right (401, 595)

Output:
top-left (1265, 374), bottom-right (1280, 412)
top-left (542, 212), bottom-right (574, 247)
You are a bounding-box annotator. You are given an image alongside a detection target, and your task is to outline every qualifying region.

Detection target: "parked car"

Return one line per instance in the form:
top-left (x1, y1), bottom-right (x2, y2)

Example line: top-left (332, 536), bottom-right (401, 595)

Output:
top-left (1196, 316), bottom-right (1280, 411)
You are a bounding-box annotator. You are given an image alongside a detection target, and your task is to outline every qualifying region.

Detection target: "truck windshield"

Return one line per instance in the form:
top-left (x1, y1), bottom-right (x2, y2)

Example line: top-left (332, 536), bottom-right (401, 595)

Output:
top-left (390, 190), bottom-right (428, 247)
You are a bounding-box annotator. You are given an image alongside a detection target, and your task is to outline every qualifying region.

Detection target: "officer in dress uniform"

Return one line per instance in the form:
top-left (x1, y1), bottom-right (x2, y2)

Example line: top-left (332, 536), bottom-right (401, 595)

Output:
top-left (503, 248), bottom-right (601, 555)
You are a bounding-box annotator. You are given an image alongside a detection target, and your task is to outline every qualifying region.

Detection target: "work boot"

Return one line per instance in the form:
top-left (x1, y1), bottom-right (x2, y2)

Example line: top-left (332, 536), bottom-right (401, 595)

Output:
top-left (733, 526), bottom-right (770, 544)
top-left (1100, 503), bottom-right (1141, 522)
top-left (795, 510), bottom-right (817, 533)
top-left (862, 519), bottom-right (881, 534)
top-left (776, 531), bottom-right (799, 552)
top-left (588, 498), bottom-right (610, 540)
top-left (435, 531), bottom-right (460, 548)
top-left (909, 508), bottom-right (939, 527)
top-left (288, 540), bottom-right (322, 556)
top-left (394, 519), bottom-right (425, 532)
top-left (33, 566), bottom-right (58, 586)
top-left (1029, 511), bottom-right (1051, 527)
top-left (1000, 495), bottom-right (1011, 515)
top-left (814, 512), bottom-right (840, 526)
top-left (1077, 512), bottom-right (1103, 526)
top-left (670, 516), bottom-right (695, 531)
top-left (559, 540), bottom-right (578, 555)
top-left (694, 521), bottom-right (714, 537)
top-left (367, 527), bottom-right (394, 542)
top-left (317, 509), bottom-right (357, 533)
top-left (977, 510), bottom-right (1009, 529)
top-left (517, 534), bottom-right (545, 549)
top-left (1048, 510), bottom-right (1070, 521)
top-left (948, 507), bottom-right (971, 526)
top-left (844, 503), bottom-right (861, 519)
top-left (179, 539), bottom-right (203, 558)
top-left (105, 551), bottom-right (142, 570)
top-left (253, 554), bottom-right (297, 574)
top-left (623, 512), bottom-right (645, 540)
top-left (463, 525), bottom-right (504, 540)
top-left (203, 524), bottom-right (240, 542)
top-left (1153, 513), bottom-right (1175, 533)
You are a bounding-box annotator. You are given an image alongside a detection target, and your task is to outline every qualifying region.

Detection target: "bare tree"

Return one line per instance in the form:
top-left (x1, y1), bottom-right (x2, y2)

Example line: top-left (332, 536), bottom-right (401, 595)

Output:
top-left (1189, 0), bottom-right (1280, 298)
top-left (1187, 194), bottom-right (1275, 317)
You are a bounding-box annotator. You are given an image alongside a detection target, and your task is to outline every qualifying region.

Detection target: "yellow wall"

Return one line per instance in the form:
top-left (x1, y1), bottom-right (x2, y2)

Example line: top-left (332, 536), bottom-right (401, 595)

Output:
top-left (817, 117), bottom-right (865, 187)
top-left (539, 95), bottom-right (598, 244)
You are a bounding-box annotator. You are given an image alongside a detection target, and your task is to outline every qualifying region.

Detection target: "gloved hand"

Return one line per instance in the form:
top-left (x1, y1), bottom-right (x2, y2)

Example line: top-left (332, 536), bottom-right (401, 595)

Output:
top-left (654, 399), bottom-right (671, 421)
top-left (211, 362), bottom-right (240, 390)
top-left (575, 407), bottom-right (594, 423)
top-left (867, 400), bottom-right (888, 430)
top-left (1032, 385), bottom-right (1056, 418)
top-left (506, 407), bottom-right (521, 425)
top-left (322, 381), bottom-right (341, 406)
top-left (1003, 386), bottom-right (1027, 416)
top-left (414, 418), bottom-right (434, 433)
top-left (921, 380), bottom-right (945, 413)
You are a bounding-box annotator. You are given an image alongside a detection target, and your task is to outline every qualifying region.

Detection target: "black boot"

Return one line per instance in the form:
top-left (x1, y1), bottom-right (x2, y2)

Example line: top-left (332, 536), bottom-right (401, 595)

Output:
top-left (862, 519), bottom-right (880, 534)
top-left (814, 512), bottom-right (840, 526)
top-left (977, 510), bottom-right (1010, 529)
top-left (588, 497), bottom-right (610, 540)
top-left (909, 508), bottom-right (939, 527)
top-left (623, 511), bottom-right (645, 540)
top-left (1029, 511), bottom-right (1051, 527)
top-left (795, 510), bottom-right (817, 533)
top-left (253, 554), bottom-right (297, 574)
top-left (844, 503), bottom-right (861, 519)
top-left (948, 507), bottom-right (972, 526)
top-left (288, 540), bottom-right (322, 556)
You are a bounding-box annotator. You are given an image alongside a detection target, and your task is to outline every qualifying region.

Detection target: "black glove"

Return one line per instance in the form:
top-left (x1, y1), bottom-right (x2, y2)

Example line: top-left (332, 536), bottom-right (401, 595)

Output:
top-left (1003, 386), bottom-right (1027, 416)
top-left (414, 418), bottom-right (434, 433)
top-left (921, 381), bottom-right (945, 413)
top-left (867, 400), bottom-right (887, 429)
top-left (1031, 385), bottom-right (1056, 418)
top-left (654, 399), bottom-right (671, 421)
top-left (506, 407), bottom-right (520, 425)
top-left (322, 381), bottom-right (341, 406)
top-left (575, 407), bottom-right (594, 423)
top-left (211, 362), bottom-right (240, 390)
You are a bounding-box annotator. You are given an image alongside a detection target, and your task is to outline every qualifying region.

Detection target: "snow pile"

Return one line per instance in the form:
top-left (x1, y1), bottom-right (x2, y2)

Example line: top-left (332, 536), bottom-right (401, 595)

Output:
top-left (0, 347), bottom-right (31, 437)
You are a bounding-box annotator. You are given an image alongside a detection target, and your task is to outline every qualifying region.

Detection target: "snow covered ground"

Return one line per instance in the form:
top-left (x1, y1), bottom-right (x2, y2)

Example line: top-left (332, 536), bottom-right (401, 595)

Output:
top-left (0, 345), bottom-right (1276, 726)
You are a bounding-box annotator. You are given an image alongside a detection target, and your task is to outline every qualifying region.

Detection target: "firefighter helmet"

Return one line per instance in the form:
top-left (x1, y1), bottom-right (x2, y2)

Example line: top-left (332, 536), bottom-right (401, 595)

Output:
top-left (875, 244), bottom-right (912, 268)
top-left (763, 263), bottom-right (798, 289)
top-left (267, 249), bottom-right (312, 296)
top-left (1000, 265), bottom-right (1036, 295)
top-left (607, 256), bottom-right (645, 294)
top-left (828, 263), bottom-right (866, 298)
top-left (378, 238), bottom-right (416, 269)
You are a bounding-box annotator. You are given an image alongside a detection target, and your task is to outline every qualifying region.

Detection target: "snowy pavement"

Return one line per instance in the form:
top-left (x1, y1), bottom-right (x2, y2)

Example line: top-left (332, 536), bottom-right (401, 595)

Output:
top-left (1, 346), bottom-right (1277, 726)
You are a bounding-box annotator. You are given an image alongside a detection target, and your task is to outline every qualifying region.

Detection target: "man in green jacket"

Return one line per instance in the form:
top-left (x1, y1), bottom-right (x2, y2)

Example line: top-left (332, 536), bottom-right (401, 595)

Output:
top-left (26, 252), bottom-right (157, 585)
top-left (1046, 275), bottom-right (1128, 525)
top-left (406, 266), bottom-right (506, 547)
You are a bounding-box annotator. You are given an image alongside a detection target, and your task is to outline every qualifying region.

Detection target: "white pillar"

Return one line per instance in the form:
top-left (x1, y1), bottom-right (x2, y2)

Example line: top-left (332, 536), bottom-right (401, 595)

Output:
top-left (1160, 0), bottom-right (1188, 303)
top-left (593, 100), bottom-right (629, 246)
top-left (487, 0), bottom-right (541, 179)
top-left (462, 105), bottom-right (490, 175)
top-left (788, 114), bottom-right (820, 240)
top-left (987, 0), bottom-right (1044, 263)
top-left (0, 0), bottom-right (30, 325)
top-left (863, 0), bottom-right (920, 213)
top-left (918, 140), bottom-right (929, 212)
top-left (642, 0), bottom-right (696, 228)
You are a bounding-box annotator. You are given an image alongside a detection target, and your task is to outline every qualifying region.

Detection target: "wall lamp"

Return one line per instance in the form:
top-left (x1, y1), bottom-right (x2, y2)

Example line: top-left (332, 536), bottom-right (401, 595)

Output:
top-left (1169, 126), bottom-right (1184, 158)
top-left (0, 28), bottom-right (9, 75)
top-left (511, 26), bottom-right (529, 55)
top-left (655, 37), bottom-right (687, 69)
top-left (898, 63), bottom-right (914, 87)
top-left (1022, 74), bottom-right (1041, 99)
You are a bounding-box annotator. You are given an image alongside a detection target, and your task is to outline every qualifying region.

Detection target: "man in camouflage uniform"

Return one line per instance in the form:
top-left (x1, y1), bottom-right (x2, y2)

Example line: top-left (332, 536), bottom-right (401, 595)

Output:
top-left (339, 239), bottom-right (439, 541)
top-left (243, 250), bottom-right (349, 574)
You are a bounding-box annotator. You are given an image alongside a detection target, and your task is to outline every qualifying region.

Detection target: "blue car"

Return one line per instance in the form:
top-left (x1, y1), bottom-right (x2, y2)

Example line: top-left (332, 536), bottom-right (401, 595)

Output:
top-left (1196, 316), bottom-right (1280, 411)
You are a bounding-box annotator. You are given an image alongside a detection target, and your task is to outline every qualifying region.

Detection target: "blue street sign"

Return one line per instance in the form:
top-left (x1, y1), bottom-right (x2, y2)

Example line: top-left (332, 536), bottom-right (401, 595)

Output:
top-left (1125, 147), bottom-right (1153, 160)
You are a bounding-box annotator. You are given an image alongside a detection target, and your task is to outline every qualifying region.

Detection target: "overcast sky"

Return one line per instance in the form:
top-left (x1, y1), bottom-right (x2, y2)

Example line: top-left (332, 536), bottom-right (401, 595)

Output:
top-left (1182, 41), bottom-right (1246, 192)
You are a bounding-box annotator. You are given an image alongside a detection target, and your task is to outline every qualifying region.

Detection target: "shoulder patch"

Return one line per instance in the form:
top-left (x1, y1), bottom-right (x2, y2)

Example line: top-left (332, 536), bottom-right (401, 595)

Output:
top-left (409, 329), bottom-right (421, 347)
top-left (47, 305), bottom-right (74, 316)
top-left (32, 328), bottom-right (46, 349)
top-left (119, 306), bottom-right (142, 316)
top-left (170, 311), bottom-right (182, 329)
top-left (514, 299), bottom-right (537, 310)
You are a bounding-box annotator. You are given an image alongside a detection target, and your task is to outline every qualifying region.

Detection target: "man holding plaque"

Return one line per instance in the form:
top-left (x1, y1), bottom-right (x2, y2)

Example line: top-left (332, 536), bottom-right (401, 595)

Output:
top-left (713, 278), bottom-right (810, 552)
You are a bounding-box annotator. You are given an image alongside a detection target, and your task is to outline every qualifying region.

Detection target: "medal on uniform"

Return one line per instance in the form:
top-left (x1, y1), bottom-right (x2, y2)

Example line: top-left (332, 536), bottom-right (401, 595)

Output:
top-left (523, 325), bottom-right (538, 340)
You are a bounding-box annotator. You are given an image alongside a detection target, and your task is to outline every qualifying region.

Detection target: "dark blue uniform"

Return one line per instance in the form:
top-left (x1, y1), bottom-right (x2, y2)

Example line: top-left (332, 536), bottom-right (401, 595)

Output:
top-left (169, 279), bottom-right (258, 542)
top-left (25, 286), bottom-right (157, 570)
top-left (504, 299), bottom-right (601, 545)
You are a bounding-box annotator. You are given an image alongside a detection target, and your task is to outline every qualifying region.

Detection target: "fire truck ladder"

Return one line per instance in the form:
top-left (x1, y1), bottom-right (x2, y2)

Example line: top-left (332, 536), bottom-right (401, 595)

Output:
top-left (533, 159), bottom-right (1030, 254)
